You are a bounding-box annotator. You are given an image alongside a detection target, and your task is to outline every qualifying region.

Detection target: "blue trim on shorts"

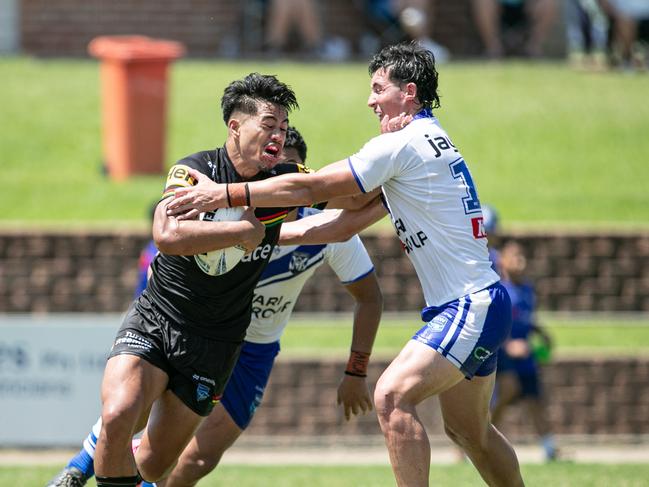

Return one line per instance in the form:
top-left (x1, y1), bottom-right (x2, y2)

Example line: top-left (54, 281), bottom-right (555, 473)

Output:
top-left (413, 282), bottom-right (512, 379)
top-left (347, 157), bottom-right (367, 193)
top-left (341, 267), bottom-right (374, 285)
top-left (220, 341), bottom-right (280, 429)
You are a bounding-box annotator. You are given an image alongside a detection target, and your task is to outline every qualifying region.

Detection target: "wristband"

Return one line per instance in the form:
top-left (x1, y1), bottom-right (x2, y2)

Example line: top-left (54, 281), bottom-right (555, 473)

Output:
top-left (345, 350), bottom-right (370, 377)
top-left (225, 183), bottom-right (232, 208)
top-left (229, 183), bottom-right (247, 207)
top-left (244, 182), bottom-right (251, 206)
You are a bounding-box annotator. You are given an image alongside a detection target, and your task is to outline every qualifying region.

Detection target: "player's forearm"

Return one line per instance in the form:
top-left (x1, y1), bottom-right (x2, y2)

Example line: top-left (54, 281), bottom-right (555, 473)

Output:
top-left (349, 300), bottom-right (382, 355)
top-left (247, 173), bottom-right (324, 207)
top-left (278, 199), bottom-right (386, 246)
top-left (154, 219), bottom-right (255, 255)
top-left (344, 273), bottom-right (383, 377)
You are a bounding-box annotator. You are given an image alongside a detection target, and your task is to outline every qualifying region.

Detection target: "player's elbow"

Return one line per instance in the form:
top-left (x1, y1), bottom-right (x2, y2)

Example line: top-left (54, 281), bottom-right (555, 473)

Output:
top-left (154, 224), bottom-right (186, 255)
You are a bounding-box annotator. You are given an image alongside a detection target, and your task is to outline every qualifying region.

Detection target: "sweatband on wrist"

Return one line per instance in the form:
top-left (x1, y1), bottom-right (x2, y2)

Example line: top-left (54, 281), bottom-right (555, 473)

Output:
top-left (229, 183), bottom-right (247, 207)
top-left (345, 350), bottom-right (370, 377)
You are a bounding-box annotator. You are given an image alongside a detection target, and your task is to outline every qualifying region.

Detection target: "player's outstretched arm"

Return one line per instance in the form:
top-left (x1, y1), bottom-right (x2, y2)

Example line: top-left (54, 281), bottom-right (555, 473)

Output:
top-left (153, 199), bottom-right (264, 255)
top-left (337, 271), bottom-right (383, 421)
top-left (279, 196), bottom-right (387, 246)
top-left (167, 161), bottom-right (362, 220)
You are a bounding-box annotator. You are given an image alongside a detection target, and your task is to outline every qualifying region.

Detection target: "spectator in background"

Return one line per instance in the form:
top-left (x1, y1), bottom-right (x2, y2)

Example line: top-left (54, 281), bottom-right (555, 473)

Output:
top-left (490, 240), bottom-right (559, 461)
top-left (600, 0), bottom-right (649, 70)
top-left (265, 0), bottom-right (323, 58)
top-left (471, 0), bottom-right (558, 58)
top-left (564, 0), bottom-right (609, 70)
top-left (360, 0), bottom-right (450, 61)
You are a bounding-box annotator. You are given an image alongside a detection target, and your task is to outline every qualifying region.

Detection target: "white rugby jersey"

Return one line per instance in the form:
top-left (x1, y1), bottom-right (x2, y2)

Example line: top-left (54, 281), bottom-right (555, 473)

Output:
top-left (348, 112), bottom-right (499, 306)
top-left (244, 207), bottom-right (374, 344)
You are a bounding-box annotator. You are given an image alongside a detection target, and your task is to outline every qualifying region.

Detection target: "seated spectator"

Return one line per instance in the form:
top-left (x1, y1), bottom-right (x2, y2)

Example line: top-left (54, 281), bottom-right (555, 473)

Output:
top-left (564, 0), bottom-right (609, 70)
top-left (265, 0), bottom-right (323, 58)
top-left (359, 0), bottom-right (450, 61)
top-left (600, 0), bottom-right (649, 70)
top-left (399, 0), bottom-right (450, 62)
top-left (471, 0), bottom-right (558, 58)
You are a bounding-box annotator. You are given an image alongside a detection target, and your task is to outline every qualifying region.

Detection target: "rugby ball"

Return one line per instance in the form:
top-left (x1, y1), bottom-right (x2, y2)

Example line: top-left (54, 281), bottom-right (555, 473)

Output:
top-left (194, 207), bottom-right (247, 276)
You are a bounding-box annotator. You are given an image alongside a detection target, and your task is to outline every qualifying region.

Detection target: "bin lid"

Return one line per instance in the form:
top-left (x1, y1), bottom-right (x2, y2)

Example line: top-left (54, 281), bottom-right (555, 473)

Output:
top-left (88, 36), bottom-right (185, 61)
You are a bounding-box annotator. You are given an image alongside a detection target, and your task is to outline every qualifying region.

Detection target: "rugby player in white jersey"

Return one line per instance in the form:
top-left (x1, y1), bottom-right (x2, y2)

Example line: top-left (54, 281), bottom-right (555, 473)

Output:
top-left (167, 42), bottom-right (525, 486)
top-left (46, 127), bottom-right (382, 487)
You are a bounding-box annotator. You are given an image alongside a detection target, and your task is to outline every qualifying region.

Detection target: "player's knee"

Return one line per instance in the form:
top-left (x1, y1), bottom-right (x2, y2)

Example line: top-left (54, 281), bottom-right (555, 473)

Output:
top-left (374, 379), bottom-right (410, 427)
top-left (177, 450), bottom-right (222, 481)
top-left (373, 379), bottom-right (395, 416)
top-left (101, 402), bottom-right (139, 444)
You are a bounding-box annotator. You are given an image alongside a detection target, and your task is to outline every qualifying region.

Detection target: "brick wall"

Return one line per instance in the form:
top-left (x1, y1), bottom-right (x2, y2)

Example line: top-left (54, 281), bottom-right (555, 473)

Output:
top-left (1, 230), bottom-right (648, 313)
top-left (247, 357), bottom-right (649, 438)
top-left (19, 0), bottom-right (563, 58)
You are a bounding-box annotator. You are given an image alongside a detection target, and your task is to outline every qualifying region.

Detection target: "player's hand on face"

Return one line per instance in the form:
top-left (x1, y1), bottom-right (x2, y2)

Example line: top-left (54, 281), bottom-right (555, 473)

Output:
top-left (381, 112), bottom-right (414, 134)
top-left (337, 375), bottom-right (373, 421)
top-left (167, 168), bottom-right (226, 220)
top-left (239, 207), bottom-right (265, 254)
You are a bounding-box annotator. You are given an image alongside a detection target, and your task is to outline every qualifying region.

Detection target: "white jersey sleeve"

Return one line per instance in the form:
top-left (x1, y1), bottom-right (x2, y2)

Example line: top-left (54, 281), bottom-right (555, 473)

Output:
top-left (325, 235), bottom-right (374, 284)
top-left (347, 131), bottom-right (415, 193)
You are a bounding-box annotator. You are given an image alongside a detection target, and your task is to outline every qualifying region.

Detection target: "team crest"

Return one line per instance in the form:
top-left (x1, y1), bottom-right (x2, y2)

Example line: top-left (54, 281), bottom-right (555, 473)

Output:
top-left (289, 252), bottom-right (310, 273)
top-left (196, 383), bottom-right (210, 402)
top-left (427, 315), bottom-right (449, 332)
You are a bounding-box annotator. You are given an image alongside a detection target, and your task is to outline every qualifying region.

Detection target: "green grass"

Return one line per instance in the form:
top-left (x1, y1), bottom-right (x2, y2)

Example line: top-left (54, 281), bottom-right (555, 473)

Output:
top-left (11, 463), bottom-right (649, 486)
top-left (280, 315), bottom-right (649, 358)
top-left (2, 58), bottom-right (648, 228)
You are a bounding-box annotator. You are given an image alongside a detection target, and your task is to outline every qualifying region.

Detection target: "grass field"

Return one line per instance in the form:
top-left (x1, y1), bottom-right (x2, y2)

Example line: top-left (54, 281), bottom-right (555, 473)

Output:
top-left (2, 57), bottom-right (648, 228)
top-left (7, 463), bottom-right (649, 486)
top-left (280, 315), bottom-right (649, 358)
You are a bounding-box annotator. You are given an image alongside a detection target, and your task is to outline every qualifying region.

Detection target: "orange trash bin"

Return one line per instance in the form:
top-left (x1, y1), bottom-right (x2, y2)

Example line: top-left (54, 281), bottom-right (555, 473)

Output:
top-left (88, 36), bottom-right (185, 180)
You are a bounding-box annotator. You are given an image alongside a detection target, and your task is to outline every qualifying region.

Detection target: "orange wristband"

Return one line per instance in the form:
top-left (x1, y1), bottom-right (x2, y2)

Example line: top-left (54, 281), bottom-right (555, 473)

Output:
top-left (345, 350), bottom-right (370, 377)
top-left (229, 183), bottom-right (247, 207)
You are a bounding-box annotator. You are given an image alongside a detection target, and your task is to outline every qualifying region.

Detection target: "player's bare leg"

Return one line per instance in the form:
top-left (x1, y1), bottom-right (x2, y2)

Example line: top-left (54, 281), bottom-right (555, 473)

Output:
top-left (374, 340), bottom-right (466, 487)
top-left (440, 374), bottom-right (524, 486)
top-left (95, 355), bottom-right (168, 479)
top-left (135, 391), bottom-right (205, 482)
top-left (158, 403), bottom-right (243, 487)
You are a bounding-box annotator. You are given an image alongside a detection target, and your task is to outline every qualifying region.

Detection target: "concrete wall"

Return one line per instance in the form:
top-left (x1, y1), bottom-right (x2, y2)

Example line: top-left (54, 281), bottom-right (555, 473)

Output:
top-left (249, 357), bottom-right (649, 438)
top-left (1, 230), bottom-right (648, 313)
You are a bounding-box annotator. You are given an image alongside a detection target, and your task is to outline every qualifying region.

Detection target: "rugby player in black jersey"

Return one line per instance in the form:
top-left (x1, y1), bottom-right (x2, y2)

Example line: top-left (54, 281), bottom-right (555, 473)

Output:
top-left (93, 73), bottom-right (304, 487)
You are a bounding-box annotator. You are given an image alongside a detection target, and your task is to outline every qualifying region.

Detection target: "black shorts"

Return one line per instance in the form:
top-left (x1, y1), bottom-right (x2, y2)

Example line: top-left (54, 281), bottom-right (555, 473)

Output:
top-left (109, 294), bottom-right (243, 416)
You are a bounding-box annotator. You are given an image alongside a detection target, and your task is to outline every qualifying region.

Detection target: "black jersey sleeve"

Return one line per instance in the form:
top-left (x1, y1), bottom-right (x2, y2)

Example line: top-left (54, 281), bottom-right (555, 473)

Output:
top-left (161, 151), bottom-right (213, 200)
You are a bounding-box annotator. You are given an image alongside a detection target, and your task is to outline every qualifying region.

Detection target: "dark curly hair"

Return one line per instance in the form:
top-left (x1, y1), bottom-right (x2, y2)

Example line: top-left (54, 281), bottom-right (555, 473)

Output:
top-left (221, 73), bottom-right (299, 124)
top-left (368, 42), bottom-right (440, 111)
top-left (284, 126), bottom-right (307, 162)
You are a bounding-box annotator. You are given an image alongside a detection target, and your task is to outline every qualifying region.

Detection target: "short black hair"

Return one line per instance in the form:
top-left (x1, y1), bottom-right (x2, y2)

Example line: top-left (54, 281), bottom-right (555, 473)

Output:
top-left (221, 73), bottom-right (299, 124)
top-left (368, 42), bottom-right (440, 111)
top-left (284, 126), bottom-right (307, 162)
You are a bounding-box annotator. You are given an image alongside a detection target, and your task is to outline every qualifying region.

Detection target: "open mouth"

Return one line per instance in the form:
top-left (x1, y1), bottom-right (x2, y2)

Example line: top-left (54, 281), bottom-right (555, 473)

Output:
top-left (262, 144), bottom-right (281, 160)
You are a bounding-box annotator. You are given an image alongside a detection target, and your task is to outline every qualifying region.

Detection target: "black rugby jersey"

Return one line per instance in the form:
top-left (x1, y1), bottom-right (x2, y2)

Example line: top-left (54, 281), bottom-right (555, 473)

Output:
top-left (145, 147), bottom-right (307, 341)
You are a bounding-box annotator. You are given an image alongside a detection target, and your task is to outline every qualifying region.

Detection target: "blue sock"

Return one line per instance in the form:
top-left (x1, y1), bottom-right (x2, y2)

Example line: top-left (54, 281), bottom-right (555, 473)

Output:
top-left (67, 418), bottom-right (102, 478)
top-left (67, 445), bottom-right (95, 478)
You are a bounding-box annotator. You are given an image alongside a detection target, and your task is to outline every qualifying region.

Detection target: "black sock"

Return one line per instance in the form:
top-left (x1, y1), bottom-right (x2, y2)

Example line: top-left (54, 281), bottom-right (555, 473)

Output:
top-left (95, 474), bottom-right (141, 486)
